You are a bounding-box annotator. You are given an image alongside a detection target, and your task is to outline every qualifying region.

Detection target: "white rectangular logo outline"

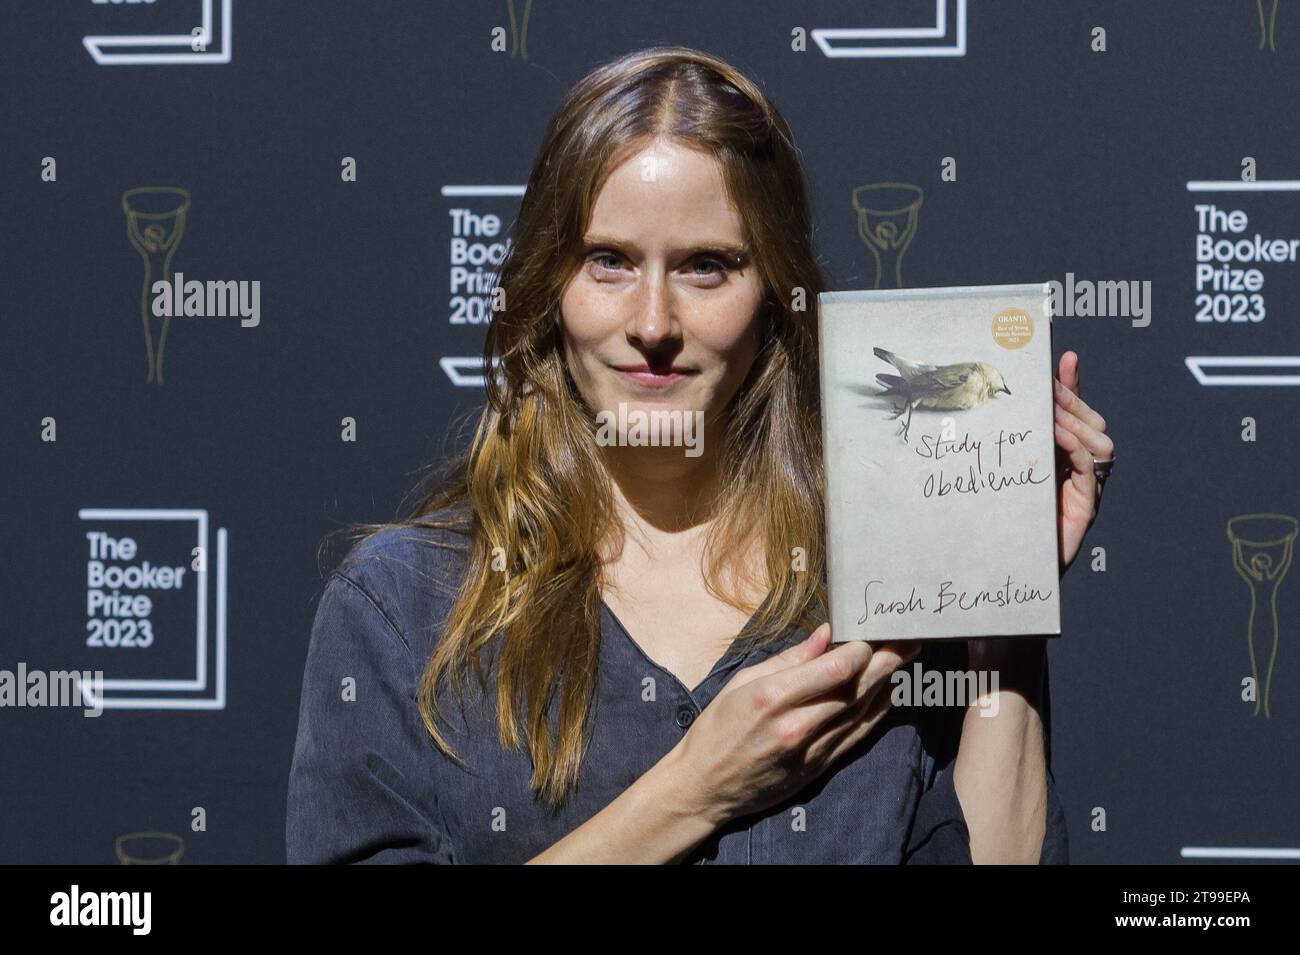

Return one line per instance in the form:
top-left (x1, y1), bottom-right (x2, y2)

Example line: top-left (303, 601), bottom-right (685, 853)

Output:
top-left (77, 508), bottom-right (228, 711)
top-left (83, 0), bottom-right (232, 65)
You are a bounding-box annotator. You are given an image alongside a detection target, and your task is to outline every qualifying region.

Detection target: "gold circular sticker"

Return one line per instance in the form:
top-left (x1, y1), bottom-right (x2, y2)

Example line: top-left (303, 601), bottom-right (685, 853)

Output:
top-left (992, 307), bottom-right (1034, 349)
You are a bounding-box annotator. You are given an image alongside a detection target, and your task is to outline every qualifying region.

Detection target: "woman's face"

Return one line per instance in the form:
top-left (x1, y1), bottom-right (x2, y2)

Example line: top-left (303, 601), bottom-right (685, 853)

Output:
top-left (559, 138), bottom-right (767, 440)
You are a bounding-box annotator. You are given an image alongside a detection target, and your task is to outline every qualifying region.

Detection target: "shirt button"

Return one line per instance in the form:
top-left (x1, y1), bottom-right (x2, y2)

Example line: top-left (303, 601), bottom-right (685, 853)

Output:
top-left (675, 706), bottom-right (696, 728)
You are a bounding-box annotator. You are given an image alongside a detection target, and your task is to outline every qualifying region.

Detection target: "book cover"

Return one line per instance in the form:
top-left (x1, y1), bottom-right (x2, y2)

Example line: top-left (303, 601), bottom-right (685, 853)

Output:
top-left (817, 283), bottom-right (1061, 642)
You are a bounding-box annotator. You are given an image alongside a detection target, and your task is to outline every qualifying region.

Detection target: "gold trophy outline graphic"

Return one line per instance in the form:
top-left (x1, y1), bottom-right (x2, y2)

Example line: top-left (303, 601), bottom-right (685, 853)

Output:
top-left (123, 186), bottom-right (190, 385)
top-left (853, 182), bottom-right (923, 289)
top-left (1227, 513), bottom-right (1296, 718)
top-left (115, 831), bottom-right (185, 865)
top-left (1257, 0), bottom-right (1279, 50)
top-left (507, 0), bottom-right (532, 59)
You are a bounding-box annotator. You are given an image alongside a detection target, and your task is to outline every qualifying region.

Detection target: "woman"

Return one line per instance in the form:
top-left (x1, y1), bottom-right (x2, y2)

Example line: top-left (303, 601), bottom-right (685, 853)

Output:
top-left (287, 46), bottom-right (1112, 864)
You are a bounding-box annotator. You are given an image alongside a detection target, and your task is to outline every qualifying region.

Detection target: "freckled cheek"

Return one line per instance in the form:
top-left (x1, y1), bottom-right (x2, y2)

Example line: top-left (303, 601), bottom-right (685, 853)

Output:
top-left (567, 276), bottom-right (641, 324)
top-left (558, 285), bottom-right (615, 357)
top-left (683, 290), bottom-right (765, 358)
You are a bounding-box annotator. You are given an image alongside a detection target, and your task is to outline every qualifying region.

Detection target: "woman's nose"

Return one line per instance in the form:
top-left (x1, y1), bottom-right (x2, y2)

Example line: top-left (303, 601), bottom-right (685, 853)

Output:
top-left (626, 276), bottom-right (677, 348)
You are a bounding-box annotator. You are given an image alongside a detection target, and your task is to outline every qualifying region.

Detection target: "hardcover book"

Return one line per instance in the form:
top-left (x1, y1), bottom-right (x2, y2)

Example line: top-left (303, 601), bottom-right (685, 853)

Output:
top-left (817, 283), bottom-right (1061, 642)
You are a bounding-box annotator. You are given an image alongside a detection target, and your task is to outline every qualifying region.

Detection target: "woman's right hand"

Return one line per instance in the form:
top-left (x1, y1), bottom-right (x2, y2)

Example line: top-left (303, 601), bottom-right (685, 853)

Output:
top-left (668, 623), bottom-right (920, 825)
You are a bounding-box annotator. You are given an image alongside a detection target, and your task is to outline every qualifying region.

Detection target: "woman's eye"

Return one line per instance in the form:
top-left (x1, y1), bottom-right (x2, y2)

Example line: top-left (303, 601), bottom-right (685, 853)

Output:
top-left (587, 251), bottom-right (624, 275)
top-left (688, 257), bottom-right (730, 279)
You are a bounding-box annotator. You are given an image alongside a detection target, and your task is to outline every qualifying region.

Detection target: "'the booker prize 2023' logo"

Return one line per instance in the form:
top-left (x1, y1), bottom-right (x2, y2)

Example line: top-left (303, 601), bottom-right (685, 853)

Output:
top-left (76, 508), bottom-right (229, 712)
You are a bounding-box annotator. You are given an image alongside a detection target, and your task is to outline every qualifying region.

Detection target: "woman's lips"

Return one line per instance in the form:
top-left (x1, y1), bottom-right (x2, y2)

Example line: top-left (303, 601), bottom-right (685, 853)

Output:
top-left (611, 365), bottom-right (693, 388)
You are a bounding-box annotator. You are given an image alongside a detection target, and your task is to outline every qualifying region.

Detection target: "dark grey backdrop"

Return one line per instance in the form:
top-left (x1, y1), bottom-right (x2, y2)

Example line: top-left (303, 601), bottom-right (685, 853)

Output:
top-left (2, 0), bottom-right (1298, 863)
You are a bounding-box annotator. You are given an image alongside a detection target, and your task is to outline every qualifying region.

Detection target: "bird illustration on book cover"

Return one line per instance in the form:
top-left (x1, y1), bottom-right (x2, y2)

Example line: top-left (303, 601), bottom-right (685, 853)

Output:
top-left (871, 346), bottom-right (1011, 442)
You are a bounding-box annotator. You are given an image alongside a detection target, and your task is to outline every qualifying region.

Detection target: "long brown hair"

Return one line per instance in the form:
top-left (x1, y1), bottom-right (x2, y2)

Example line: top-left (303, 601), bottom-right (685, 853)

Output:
top-left (345, 46), bottom-right (829, 809)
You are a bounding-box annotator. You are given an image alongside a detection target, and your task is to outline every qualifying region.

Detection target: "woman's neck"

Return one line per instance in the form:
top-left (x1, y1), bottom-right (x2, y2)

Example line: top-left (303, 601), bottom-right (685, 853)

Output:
top-left (600, 442), bottom-right (725, 555)
top-left (597, 441), bottom-right (770, 610)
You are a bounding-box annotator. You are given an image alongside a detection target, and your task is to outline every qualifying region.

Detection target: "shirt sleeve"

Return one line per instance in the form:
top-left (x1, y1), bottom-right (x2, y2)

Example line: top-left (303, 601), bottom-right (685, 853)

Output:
top-left (286, 571), bottom-right (454, 864)
top-left (903, 641), bottom-right (972, 864)
top-left (1037, 651), bottom-right (1069, 864)
top-left (902, 641), bottom-right (1069, 865)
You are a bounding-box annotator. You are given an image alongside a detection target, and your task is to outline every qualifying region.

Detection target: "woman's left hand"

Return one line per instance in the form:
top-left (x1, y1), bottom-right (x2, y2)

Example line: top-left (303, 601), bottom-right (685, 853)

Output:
top-left (1052, 350), bottom-right (1112, 576)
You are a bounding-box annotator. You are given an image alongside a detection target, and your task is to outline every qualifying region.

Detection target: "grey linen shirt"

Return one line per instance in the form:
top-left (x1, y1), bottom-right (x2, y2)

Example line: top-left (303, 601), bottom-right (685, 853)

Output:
top-left (287, 521), bottom-right (1069, 864)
